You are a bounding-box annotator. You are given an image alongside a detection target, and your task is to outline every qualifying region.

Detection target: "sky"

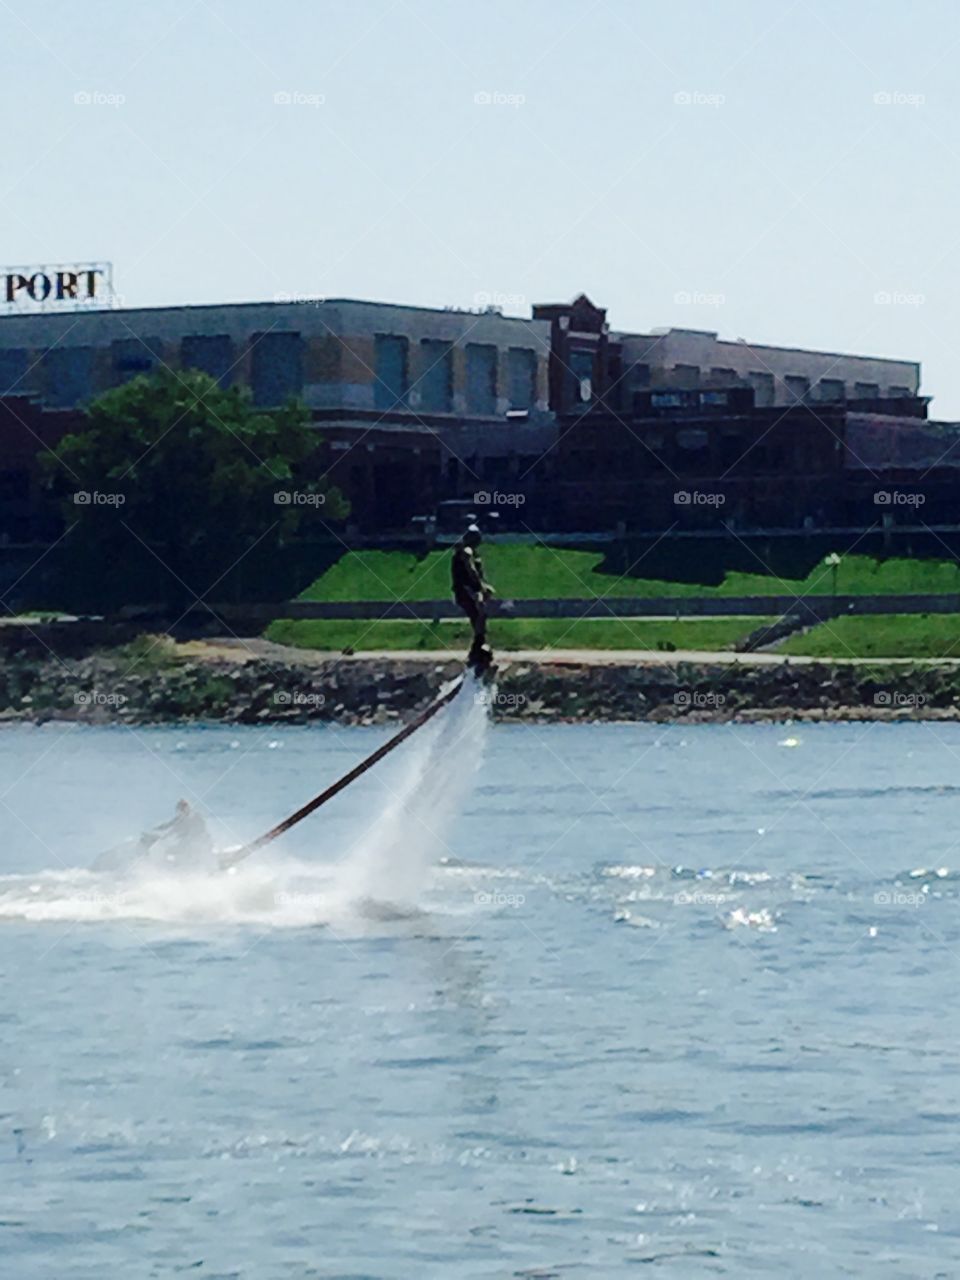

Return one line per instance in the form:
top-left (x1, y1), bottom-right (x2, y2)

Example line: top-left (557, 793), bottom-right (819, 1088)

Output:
top-left (3, 0), bottom-right (959, 412)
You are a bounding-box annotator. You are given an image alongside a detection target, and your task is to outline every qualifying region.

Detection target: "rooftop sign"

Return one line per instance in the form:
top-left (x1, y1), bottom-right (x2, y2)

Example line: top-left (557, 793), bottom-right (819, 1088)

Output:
top-left (0, 262), bottom-right (115, 312)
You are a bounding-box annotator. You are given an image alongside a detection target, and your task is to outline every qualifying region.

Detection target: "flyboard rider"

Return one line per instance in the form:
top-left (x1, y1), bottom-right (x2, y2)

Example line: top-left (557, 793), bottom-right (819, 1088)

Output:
top-left (451, 523), bottom-right (495, 671)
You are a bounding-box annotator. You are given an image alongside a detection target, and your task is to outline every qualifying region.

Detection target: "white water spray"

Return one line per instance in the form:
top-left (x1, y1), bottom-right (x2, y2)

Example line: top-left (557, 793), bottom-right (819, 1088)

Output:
top-left (333, 674), bottom-right (492, 912)
top-left (0, 678), bottom-right (493, 930)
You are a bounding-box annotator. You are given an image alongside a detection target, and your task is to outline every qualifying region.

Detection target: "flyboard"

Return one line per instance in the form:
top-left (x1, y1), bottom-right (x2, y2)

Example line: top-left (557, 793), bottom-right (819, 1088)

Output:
top-left (219, 648), bottom-right (494, 871)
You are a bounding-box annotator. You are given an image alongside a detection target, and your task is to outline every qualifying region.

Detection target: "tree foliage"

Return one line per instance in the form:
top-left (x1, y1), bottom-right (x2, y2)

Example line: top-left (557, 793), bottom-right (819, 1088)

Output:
top-left (42, 368), bottom-right (347, 606)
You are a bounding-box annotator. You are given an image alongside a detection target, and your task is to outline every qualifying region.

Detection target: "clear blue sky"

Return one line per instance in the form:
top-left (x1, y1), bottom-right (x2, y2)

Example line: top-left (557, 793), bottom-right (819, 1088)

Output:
top-left (3, 0), bottom-right (958, 411)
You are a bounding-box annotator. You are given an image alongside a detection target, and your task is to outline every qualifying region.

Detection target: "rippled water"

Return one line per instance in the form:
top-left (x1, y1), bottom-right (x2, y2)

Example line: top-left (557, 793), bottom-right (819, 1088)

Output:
top-left (2, 707), bottom-right (960, 1277)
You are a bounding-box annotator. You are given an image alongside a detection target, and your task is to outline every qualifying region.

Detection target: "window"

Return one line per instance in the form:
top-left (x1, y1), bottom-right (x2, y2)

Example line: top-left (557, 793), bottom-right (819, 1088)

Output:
top-left (507, 348), bottom-right (537, 410)
top-left (112, 338), bottom-right (160, 382)
top-left (816, 378), bottom-right (845, 402)
top-left (374, 335), bottom-right (409, 410)
top-left (673, 363), bottom-right (700, 388)
top-left (675, 427), bottom-right (710, 472)
top-left (251, 332), bottom-right (304, 407)
top-left (630, 362), bottom-right (651, 388)
top-left (784, 375), bottom-right (809, 403)
top-left (0, 348), bottom-right (27, 395)
top-left (853, 382), bottom-right (880, 400)
top-left (748, 371), bottom-right (775, 407)
top-left (676, 428), bottom-right (709, 451)
top-left (466, 343), bottom-right (497, 414)
top-left (569, 349), bottom-right (594, 403)
top-left (43, 346), bottom-right (94, 407)
top-left (710, 367), bottom-right (738, 386)
top-left (888, 385), bottom-right (910, 398)
top-left (182, 335), bottom-right (235, 387)
top-left (419, 339), bottom-right (453, 412)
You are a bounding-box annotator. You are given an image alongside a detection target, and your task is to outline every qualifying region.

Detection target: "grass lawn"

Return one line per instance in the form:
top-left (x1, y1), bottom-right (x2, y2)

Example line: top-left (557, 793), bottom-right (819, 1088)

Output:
top-left (297, 547), bottom-right (960, 603)
top-left (781, 614), bottom-right (960, 660)
top-left (265, 616), bottom-right (772, 653)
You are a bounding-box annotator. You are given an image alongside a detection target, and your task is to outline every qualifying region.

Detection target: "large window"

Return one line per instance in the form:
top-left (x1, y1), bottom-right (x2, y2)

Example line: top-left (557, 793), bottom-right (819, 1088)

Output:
top-left (418, 339), bottom-right (453, 412)
top-left (748, 371), bottom-right (775, 407)
top-left (251, 332), bottom-right (304, 407)
top-left (43, 347), bottom-right (94, 407)
top-left (466, 343), bottom-right (497, 414)
top-left (816, 378), bottom-right (846, 402)
top-left (673, 363), bottom-right (700, 388)
top-left (784, 374), bottom-right (809, 404)
top-left (507, 347), bottom-right (537, 410)
top-left (0, 348), bottom-right (27, 395)
top-left (375, 335), bottom-right (409, 410)
top-left (182, 335), bottom-right (235, 387)
top-left (112, 337), bottom-right (161, 383)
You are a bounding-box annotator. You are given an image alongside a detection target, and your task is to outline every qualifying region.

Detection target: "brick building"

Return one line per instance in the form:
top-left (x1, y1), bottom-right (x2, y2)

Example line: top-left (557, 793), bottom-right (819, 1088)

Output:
top-left (0, 291), bottom-right (946, 541)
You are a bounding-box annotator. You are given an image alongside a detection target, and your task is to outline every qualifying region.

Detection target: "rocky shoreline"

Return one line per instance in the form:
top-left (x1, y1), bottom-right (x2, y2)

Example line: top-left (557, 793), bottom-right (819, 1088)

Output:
top-left (2, 642), bottom-right (960, 726)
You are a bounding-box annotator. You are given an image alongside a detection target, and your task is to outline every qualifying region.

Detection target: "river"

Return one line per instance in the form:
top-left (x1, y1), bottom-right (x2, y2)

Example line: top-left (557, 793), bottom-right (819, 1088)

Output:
top-left (1, 698), bottom-right (958, 1276)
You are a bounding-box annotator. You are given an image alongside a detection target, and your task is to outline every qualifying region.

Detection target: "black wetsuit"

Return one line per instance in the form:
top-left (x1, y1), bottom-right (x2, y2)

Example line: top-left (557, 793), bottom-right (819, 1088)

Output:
top-left (451, 544), bottom-right (487, 650)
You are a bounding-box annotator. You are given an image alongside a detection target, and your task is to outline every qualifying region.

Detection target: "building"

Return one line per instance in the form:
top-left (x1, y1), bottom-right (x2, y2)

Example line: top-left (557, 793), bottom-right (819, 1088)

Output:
top-left (534, 294), bottom-right (924, 416)
top-left (0, 297), bottom-right (560, 534)
top-left (0, 290), bottom-right (944, 541)
top-left (0, 297), bottom-right (554, 414)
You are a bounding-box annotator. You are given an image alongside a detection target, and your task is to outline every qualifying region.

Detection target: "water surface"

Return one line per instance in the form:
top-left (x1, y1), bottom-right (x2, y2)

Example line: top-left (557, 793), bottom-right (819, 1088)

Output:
top-left (1, 708), bottom-right (958, 1277)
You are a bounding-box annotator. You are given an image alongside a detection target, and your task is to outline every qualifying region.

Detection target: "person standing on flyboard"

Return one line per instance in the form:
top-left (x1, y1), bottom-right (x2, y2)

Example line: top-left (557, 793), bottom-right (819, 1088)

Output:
top-left (451, 524), bottom-right (495, 671)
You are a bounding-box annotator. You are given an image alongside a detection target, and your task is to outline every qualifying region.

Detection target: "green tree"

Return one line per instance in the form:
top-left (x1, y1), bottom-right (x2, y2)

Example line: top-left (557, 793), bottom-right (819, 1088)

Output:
top-left (42, 368), bottom-right (347, 608)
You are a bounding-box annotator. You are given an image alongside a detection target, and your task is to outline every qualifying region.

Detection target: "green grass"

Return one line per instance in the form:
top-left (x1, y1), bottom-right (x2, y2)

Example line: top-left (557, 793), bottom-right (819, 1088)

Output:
top-left (781, 614), bottom-right (960, 660)
top-left (297, 547), bottom-right (960, 603)
top-left (265, 616), bottom-right (771, 653)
